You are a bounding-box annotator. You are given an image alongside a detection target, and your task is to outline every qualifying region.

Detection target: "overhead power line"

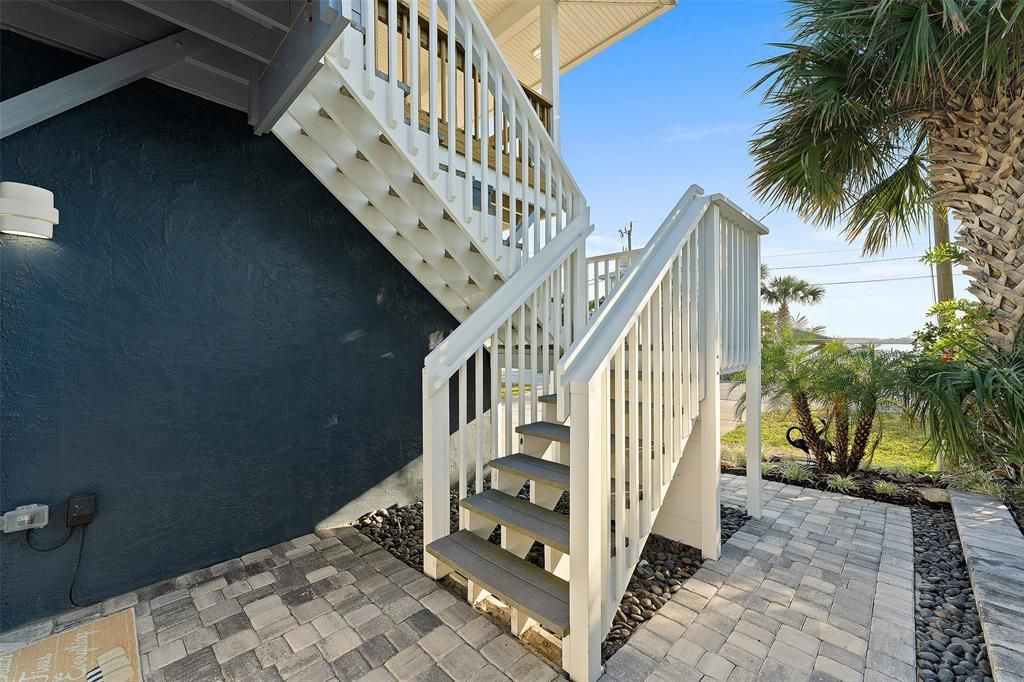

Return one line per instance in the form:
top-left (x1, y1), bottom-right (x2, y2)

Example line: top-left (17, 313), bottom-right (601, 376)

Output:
top-left (765, 246), bottom-right (867, 259)
top-left (812, 275), bottom-right (933, 286)
top-left (773, 256), bottom-right (920, 270)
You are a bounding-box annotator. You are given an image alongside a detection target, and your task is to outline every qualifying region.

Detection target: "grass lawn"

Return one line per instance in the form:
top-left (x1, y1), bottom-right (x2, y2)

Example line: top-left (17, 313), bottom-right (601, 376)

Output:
top-left (722, 410), bottom-right (937, 473)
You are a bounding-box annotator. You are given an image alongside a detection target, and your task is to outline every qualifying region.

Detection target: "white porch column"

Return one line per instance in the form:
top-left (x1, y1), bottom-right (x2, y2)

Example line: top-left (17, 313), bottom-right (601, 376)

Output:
top-left (698, 204), bottom-right (722, 560)
top-left (540, 0), bottom-right (560, 147)
top-left (745, 232), bottom-right (763, 518)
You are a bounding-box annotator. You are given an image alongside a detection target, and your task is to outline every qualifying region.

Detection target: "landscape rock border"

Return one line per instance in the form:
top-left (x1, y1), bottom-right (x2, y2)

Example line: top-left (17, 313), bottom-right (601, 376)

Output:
top-left (911, 505), bottom-right (992, 682)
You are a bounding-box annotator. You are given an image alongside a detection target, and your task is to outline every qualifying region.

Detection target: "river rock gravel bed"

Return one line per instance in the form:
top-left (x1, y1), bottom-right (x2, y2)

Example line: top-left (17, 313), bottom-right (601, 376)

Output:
top-left (911, 505), bottom-right (992, 682)
top-left (355, 489), bottom-right (749, 662)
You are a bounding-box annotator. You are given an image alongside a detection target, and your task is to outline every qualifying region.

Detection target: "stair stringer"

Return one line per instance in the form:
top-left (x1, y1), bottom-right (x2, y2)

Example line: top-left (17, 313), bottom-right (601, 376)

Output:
top-left (288, 92), bottom-right (492, 312)
top-left (302, 74), bottom-right (501, 301)
top-left (274, 114), bottom-right (473, 318)
top-left (324, 46), bottom-right (526, 277)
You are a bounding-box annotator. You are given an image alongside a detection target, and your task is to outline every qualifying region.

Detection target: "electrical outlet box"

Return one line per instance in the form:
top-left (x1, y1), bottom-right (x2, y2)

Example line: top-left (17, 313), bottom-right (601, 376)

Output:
top-left (67, 494), bottom-right (96, 527)
top-left (2, 504), bottom-right (49, 533)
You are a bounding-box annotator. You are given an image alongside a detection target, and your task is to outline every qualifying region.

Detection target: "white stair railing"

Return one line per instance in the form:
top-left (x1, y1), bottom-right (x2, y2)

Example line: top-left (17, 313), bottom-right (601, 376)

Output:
top-left (331, 0), bottom-right (586, 276)
top-left (558, 186), bottom-right (765, 681)
top-left (422, 214), bottom-right (591, 579)
top-left (585, 249), bottom-right (640, 312)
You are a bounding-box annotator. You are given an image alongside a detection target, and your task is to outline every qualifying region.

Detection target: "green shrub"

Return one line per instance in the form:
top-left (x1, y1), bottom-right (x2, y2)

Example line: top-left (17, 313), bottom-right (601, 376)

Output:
top-left (872, 480), bottom-right (901, 497)
top-left (762, 462), bottom-right (780, 478)
top-left (720, 443), bottom-right (746, 469)
top-left (903, 339), bottom-right (1024, 479)
top-left (778, 461), bottom-right (814, 484)
top-left (912, 299), bottom-right (992, 360)
top-left (825, 474), bottom-right (858, 494)
top-left (943, 469), bottom-right (1006, 499)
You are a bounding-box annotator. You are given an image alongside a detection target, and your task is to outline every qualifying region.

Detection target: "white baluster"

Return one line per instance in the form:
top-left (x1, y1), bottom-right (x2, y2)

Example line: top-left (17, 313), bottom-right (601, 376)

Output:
top-left (463, 16), bottom-right (473, 222)
top-left (408, 0), bottom-right (420, 153)
top-left (387, 0), bottom-right (398, 128)
top-left (363, 0), bottom-right (376, 99)
top-left (479, 51), bottom-right (489, 242)
top-left (427, 1), bottom-right (439, 178)
top-left (446, 7), bottom-right (456, 201)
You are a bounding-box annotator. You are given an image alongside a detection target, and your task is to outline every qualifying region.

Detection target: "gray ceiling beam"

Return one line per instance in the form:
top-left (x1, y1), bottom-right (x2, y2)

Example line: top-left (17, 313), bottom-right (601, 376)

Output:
top-left (249, 0), bottom-right (348, 135)
top-left (122, 0), bottom-right (283, 62)
top-left (0, 30), bottom-right (211, 139)
top-left (219, 0), bottom-right (296, 32)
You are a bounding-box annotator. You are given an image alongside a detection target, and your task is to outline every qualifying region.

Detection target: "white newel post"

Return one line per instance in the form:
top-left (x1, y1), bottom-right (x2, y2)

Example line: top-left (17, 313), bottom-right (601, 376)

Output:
top-left (540, 0), bottom-right (560, 147)
top-left (422, 370), bottom-right (451, 579)
top-left (745, 233), bottom-right (763, 518)
top-left (565, 379), bottom-right (603, 682)
top-left (698, 205), bottom-right (722, 560)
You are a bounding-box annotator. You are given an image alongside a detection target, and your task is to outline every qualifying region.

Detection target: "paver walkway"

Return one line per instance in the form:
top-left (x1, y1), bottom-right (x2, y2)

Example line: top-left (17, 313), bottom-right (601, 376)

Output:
top-left (0, 527), bottom-right (557, 681)
top-left (951, 491), bottom-right (1024, 681)
top-left (604, 475), bottom-right (917, 682)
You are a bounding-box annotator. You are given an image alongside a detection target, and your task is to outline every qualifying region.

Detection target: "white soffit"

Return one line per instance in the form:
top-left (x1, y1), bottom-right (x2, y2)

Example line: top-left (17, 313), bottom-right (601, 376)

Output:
top-left (475, 0), bottom-right (676, 89)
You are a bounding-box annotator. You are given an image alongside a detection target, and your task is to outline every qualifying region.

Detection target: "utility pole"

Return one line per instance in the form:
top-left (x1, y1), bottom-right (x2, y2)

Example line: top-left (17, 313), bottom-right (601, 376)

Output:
top-left (933, 205), bottom-right (955, 305)
top-left (618, 221), bottom-right (633, 252)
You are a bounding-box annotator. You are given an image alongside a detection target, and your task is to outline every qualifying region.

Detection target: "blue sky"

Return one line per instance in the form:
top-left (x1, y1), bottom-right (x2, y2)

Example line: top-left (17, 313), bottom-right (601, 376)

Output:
top-left (557, 0), bottom-right (969, 340)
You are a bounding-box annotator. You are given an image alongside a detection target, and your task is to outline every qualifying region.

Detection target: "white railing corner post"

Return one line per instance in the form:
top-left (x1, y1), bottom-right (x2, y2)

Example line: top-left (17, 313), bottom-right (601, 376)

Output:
top-left (540, 0), bottom-right (561, 148)
top-left (697, 204), bottom-right (722, 560)
top-left (745, 234), bottom-right (763, 519)
top-left (422, 368), bottom-right (451, 579)
top-left (565, 379), bottom-right (603, 682)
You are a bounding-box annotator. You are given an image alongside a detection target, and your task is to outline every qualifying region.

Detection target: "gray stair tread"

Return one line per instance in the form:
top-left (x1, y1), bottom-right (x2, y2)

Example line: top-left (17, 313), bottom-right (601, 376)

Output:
top-left (425, 530), bottom-right (569, 636)
top-left (489, 454), bottom-right (570, 491)
top-left (516, 421), bottom-right (570, 443)
top-left (460, 490), bottom-right (569, 553)
top-left (538, 393), bottom-right (557, 405)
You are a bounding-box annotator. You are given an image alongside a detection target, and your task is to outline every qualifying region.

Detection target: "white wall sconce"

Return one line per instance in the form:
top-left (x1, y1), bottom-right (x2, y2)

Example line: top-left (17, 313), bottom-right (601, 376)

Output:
top-left (0, 182), bottom-right (59, 239)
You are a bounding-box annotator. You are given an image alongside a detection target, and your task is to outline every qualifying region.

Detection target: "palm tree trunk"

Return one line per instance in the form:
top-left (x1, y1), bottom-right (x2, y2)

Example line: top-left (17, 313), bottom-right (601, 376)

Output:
top-left (793, 392), bottom-right (831, 472)
top-left (928, 81), bottom-right (1024, 351)
top-left (849, 408), bottom-right (876, 472)
top-left (776, 301), bottom-right (791, 330)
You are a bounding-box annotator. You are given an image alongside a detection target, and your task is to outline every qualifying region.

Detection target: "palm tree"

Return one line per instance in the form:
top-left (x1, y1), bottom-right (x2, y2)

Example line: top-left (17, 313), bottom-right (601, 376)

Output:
top-left (749, 0), bottom-right (1024, 351)
top-left (762, 274), bottom-right (825, 329)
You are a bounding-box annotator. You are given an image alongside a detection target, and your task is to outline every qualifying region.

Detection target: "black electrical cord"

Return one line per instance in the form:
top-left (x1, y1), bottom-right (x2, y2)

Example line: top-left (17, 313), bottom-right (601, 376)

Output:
top-left (24, 524), bottom-right (92, 608)
top-left (25, 525), bottom-right (75, 552)
top-left (68, 525), bottom-right (88, 608)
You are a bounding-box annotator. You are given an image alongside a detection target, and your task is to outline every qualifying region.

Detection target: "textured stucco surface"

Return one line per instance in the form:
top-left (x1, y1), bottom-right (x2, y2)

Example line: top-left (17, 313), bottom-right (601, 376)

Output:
top-left (0, 31), bottom-right (455, 630)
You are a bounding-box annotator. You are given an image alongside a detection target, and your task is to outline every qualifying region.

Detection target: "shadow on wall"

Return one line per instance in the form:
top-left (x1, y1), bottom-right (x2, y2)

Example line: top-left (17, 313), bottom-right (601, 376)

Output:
top-left (0, 30), bottom-right (456, 631)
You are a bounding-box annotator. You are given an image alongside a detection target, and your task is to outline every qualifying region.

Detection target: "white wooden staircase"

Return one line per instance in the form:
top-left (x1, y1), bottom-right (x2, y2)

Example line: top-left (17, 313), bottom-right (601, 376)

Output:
top-left (270, 3), bottom-right (766, 680)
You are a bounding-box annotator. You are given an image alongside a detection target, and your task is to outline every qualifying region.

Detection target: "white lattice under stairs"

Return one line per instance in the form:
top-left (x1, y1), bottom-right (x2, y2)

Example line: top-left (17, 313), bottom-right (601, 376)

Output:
top-left (275, 0), bottom-right (585, 322)
top-left (271, 2), bottom-right (766, 679)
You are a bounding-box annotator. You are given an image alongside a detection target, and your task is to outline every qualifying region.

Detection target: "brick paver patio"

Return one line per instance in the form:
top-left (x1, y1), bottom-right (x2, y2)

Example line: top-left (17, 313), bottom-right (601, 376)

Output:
top-left (604, 474), bottom-right (917, 682)
top-left (0, 475), bottom-right (920, 682)
top-left (0, 527), bottom-right (557, 681)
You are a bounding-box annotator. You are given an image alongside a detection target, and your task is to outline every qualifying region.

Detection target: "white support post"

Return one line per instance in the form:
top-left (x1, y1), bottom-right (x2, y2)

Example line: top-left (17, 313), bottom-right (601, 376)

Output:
top-left (745, 233), bottom-right (763, 518)
top-left (564, 380), bottom-right (603, 682)
top-left (698, 205), bottom-right (722, 560)
top-left (422, 369), bottom-right (451, 579)
top-left (539, 0), bottom-right (560, 147)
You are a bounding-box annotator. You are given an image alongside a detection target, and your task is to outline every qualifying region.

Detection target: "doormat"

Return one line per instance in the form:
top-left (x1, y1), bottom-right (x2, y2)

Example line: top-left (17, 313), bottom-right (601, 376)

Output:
top-left (0, 609), bottom-right (141, 682)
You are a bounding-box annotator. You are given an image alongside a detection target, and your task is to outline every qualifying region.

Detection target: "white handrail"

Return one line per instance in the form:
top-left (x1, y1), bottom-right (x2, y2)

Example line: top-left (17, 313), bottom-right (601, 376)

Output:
top-left (426, 214), bottom-right (592, 391)
top-left (561, 187), bottom-right (708, 380)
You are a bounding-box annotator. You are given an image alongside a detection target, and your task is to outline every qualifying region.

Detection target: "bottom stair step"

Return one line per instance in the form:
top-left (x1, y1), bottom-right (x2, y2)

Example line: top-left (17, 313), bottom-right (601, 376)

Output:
top-left (425, 530), bottom-right (570, 636)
